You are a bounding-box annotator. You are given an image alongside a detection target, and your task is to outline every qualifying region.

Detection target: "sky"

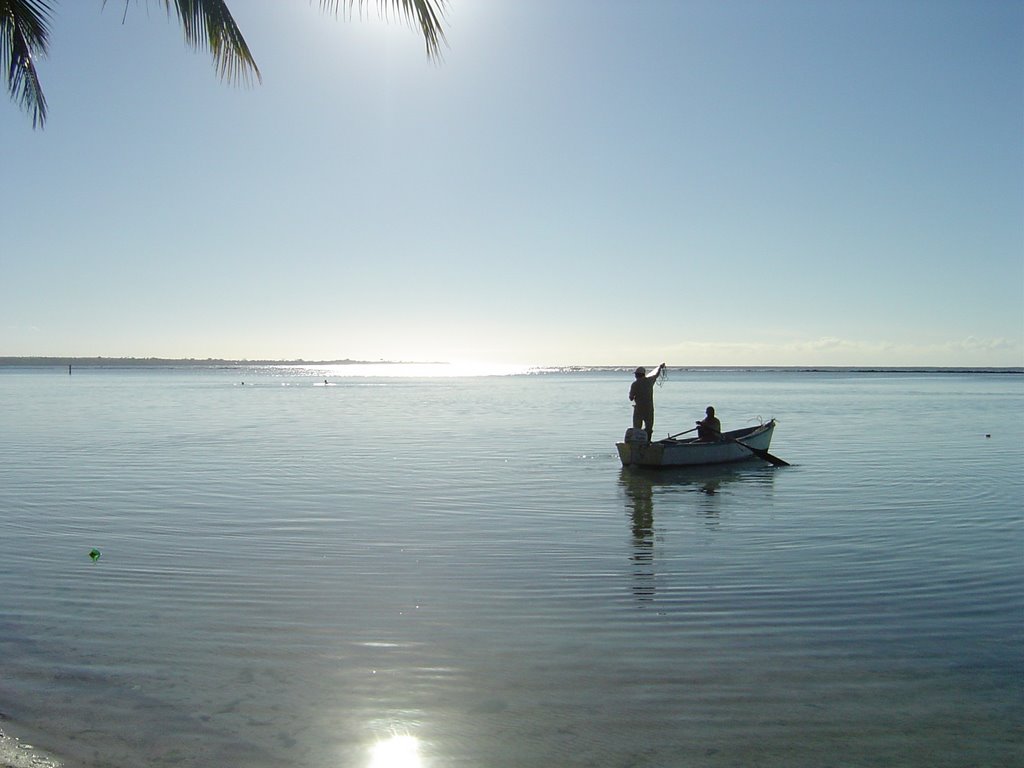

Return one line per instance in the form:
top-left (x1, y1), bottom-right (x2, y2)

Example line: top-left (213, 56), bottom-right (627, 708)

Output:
top-left (2, 0), bottom-right (1022, 367)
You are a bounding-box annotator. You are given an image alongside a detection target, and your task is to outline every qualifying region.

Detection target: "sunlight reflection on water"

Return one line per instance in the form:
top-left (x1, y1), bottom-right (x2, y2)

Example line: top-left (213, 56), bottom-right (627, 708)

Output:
top-left (286, 362), bottom-right (536, 378)
top-left (368, 734), bottom-right (422, 768)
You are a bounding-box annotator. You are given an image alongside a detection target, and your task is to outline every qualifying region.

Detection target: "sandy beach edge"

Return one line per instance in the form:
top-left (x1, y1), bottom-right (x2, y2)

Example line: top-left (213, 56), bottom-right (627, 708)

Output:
top-left (0, 724), bottom-right (62, 768)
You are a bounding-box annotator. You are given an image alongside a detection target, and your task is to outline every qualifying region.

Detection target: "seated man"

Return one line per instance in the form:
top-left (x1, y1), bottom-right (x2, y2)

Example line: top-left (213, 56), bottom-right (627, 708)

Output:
top-left (696, 406), bottom-right (722, 441)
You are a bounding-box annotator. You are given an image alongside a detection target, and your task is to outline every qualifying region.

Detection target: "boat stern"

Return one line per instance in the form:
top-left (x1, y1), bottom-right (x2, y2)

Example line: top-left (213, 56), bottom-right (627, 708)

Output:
top-left (617, 428), bottom-right (663, 467)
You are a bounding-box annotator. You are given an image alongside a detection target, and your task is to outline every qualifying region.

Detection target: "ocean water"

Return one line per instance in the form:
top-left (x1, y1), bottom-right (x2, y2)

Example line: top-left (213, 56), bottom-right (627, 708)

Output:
top-left (0, 365), bottom-right (1021, 768)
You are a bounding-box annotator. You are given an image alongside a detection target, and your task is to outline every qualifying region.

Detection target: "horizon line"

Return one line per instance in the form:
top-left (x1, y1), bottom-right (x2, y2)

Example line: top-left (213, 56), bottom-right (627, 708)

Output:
top-left (1, 357), bottom-right (1021, 374)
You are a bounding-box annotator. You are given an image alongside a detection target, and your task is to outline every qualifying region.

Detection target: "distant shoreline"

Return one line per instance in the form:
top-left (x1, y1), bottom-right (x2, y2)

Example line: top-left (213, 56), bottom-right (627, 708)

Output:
top-left (0, 357), bottom-right (433, 367)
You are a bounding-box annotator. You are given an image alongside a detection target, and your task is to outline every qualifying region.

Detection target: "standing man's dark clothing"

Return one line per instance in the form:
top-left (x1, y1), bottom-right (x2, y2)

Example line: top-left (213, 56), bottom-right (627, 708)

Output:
top-left (629, 363), bottom-right (666, 441)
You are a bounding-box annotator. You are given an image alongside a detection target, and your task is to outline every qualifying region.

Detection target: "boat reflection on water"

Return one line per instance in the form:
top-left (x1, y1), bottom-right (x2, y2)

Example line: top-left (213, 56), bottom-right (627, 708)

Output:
top-left (618, 463), bottom-right (776, 524)
top-left (618, 465), bottom-right (776, 601)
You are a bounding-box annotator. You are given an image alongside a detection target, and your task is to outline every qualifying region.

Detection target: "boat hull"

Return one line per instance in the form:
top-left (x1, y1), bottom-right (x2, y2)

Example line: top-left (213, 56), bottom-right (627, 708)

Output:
top-left (616, 420), bottom-right (777, 468)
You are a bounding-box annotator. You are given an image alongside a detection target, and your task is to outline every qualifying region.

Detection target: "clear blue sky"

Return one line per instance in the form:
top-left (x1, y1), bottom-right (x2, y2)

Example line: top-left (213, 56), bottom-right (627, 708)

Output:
top-left (3, 0), bottom-right (1022, 366)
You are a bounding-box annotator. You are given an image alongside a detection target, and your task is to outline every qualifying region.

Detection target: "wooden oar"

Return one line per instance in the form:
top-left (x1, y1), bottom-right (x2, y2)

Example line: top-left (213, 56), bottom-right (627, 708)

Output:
top-left (711, 427), bottom-right (790, 467)
top-left (665, 427), bottom-right (698, 440)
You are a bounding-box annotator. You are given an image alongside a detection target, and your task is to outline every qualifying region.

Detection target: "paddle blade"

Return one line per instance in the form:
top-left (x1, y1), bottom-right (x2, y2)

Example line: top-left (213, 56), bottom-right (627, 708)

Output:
top-left (754, 447), bottom-right (790, 467)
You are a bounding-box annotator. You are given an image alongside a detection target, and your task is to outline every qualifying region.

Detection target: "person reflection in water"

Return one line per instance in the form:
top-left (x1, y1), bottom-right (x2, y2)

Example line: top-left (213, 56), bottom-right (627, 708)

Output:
top-left (628, 363), bottom-right (666, 442)
top-left (620, 470), bottom-right (655, 602)
top-left (696, 406), bottom-right (722, 442)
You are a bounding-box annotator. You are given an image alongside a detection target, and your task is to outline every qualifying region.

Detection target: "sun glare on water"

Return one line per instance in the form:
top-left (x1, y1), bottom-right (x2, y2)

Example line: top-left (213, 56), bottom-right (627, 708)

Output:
top-left (368, 734), bottom-right (422, 768)
top-left (301, 361), bottom-right (534, 378)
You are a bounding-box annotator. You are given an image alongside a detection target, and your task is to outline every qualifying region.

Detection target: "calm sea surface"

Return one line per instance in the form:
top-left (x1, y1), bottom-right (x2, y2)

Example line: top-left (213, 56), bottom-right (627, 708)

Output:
top-left (0, 366), bottom-right (1021, 768)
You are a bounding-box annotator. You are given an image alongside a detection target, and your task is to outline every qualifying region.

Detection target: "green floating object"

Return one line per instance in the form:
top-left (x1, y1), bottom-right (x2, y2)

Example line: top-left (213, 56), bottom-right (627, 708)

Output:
top-left (89, 549), bottom-right (101, 561)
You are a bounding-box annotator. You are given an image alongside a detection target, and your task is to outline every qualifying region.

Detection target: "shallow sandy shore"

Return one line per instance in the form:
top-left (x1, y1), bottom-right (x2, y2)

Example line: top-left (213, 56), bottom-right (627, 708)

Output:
top-left (0, 725), bottom-right (61, 768)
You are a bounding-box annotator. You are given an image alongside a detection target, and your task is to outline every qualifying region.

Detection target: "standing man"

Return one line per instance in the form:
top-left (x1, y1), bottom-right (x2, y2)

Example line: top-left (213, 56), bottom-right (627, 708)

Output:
top-left (629, 363), bottom-right (666, 442)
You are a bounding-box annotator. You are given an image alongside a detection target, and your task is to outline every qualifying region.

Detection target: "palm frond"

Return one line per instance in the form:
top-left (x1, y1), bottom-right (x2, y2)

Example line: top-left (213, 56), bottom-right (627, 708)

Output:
top-left (320, 0), bottom-right (448, 60)
top-left (5, 0), bottom-right (446, 129)
top-left (164, 0), bottom-right (260, 83)
top-left (1, 0), bottom-right (52, 128)
top-left (112, 0), bottom-right (260, 85)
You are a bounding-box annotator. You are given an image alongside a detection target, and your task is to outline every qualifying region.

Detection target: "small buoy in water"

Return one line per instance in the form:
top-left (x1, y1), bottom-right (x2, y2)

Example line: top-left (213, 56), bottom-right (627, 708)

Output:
top-left (986, 434), bottom-right (991, 438)
top-left (89, 548), bottom-right (101, 561)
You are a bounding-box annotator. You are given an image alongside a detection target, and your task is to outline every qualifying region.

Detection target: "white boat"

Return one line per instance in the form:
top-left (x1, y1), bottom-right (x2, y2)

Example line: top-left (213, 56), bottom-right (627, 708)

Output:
top-left (616, 419), bottom-right (780, 468)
